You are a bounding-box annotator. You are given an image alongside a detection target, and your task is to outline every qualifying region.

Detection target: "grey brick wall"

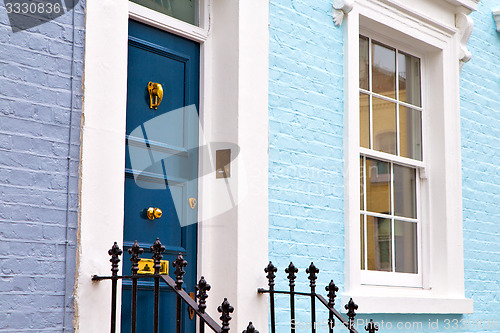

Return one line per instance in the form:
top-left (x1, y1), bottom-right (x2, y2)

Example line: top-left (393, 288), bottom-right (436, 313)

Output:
top-left (0, 1), bottom-right (85, 331)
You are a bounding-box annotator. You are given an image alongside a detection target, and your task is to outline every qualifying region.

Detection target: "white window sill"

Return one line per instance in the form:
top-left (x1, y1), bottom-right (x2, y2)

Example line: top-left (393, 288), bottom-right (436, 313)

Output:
top-left (341, 294), bottom-right (473, 314)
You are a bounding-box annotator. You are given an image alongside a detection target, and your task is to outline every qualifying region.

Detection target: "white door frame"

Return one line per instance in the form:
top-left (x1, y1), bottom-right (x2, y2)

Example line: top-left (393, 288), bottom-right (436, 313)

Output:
top-left (75, 0), bottom-right (270, 332)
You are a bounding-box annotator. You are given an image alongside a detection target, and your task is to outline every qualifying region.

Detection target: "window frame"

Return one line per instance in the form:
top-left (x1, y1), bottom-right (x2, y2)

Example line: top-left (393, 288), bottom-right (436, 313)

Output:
top-left (358, 32), bottom-right (425, 288)
top-left (342, 0), bottom-right (473, 314)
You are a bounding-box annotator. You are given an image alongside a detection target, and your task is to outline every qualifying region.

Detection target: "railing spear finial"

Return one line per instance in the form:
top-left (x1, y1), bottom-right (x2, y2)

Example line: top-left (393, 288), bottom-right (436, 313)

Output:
top-left (325, 280), bottom-right (339, 308)
top-left (195, 276), bottom-right (211, 313)
top-left (108, 242), bottom-right (122, 274)
top-left (344, 298), bottom-right (359, 332)
top-left (243, 322), bottom-right (259, 333)
top-left (150, 238), bottom-right (165, 274)
top-left (306, 262), bottom-right (319, 288)
top-left (128, 240), bottom-right (143, 275)
top-left (365, 319), bottom-right (379, 333)
top-left (173, 252), bottom-right (188, 290)
top-left (218, 298), bottom-right (234, 333)
top-left (285, 262), bottom-right (298, 286)
top-left (264, 261), bottom-right (278, 287)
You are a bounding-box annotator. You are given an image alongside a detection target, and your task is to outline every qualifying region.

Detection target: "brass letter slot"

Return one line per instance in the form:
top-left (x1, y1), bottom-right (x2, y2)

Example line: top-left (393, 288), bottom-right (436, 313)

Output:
top-left (137, 259), bottom-right (169, 275)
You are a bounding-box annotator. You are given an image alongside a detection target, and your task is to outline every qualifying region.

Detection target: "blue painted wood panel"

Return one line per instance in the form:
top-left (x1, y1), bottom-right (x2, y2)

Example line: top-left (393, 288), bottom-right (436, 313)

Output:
top-left (121, 20), bottom-right (200, 333)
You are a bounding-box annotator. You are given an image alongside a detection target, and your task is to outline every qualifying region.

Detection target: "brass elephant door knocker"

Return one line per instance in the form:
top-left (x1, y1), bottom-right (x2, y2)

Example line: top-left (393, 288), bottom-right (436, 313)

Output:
top-left (148, 82), bottom-right (163, 109)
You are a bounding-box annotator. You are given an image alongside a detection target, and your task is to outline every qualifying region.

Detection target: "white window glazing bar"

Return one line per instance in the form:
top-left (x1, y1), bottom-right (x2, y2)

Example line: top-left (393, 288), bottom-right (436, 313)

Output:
top-left (360, 148), bottom-right (425, 169)
top-left (390, 162), bottom-right (395, 272)
top-left (359, 89), bottom-right (424, 112)
top-left (361, 210), bottom-right (419, 224)
top-left (368, 37), bottom-right (373, 150)
top-left (395, 49), bottom-right (401, 157)
top-left (363, 156), bottom-right (368, 270)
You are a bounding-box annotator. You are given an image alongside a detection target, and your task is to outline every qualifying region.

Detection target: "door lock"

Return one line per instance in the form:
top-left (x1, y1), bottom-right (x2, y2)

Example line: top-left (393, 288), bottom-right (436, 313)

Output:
top-left (148, 82), bottom-right (163, 109)
top-left (189, 198), bottom-right (197, 209)
top-left (146, 207), bottom-right (162, 220)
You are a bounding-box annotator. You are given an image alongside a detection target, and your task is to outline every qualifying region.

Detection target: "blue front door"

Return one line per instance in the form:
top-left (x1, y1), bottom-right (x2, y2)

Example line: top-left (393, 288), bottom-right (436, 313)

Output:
top-left (121, 20), bottom-right (200, 333)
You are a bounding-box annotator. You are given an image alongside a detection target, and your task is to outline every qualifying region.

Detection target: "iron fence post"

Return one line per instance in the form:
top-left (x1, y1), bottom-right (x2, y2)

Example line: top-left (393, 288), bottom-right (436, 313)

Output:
top-left (108, 242), bottom-right (122, 333)
top-left (365, 319), bottom-right (379, 333)
top-left (264, 262), bottom-right (278, 333)
top-left (128, 240), bottom-right (143, 333)
top-left (151, 238), bottom-right (165, 333)
top-left (173, 252), bottom-right (188, 333)
top-left (285, 262), bottom-right (298, 333)
top-left (243, 322), bottom-right (259, 333)
top-left (306, 262), bottom-right (319, 333)
top-left (345, 298), bottom-right (359, 333)
top-left (196, 276), bottom-right (211, 333)
top-left (325, 280), bottom-right (339, 333)
top-left (218, 298), bottom-right (234, 333)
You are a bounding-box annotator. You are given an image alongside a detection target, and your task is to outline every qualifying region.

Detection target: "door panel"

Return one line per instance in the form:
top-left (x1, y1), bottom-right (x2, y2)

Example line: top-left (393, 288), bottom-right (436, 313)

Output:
top-left (121, 20), bottom-right (199, 333)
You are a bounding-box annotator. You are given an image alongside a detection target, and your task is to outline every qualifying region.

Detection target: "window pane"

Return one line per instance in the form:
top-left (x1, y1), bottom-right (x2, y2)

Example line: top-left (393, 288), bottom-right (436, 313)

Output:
top-left (367, 216), bottom-right (392, 271)
top-left (373, 97), bottom-right (397, 155)
top-left (360, 93), bottom-right (370, 148)
top-left (131, 0), bottom-right (198, 25)
top-left (395, 221), bottom-right (417, 273)
top-left (360, 156), bottom-right (364, 210)
top-left (366, 158), bottom-right (391, 214)
top-left (399, 107), bottom-right (422, 161)
top-left (372, 42), bottom-right (396, 99)
top-left (361, 215), bottom-right (365, 270)
top-left (359, 36), bottom-right (369, 90)
top-left (394, 165), bottom-right (416, 219)
top-left (398, 52), bottom-right (421, 107)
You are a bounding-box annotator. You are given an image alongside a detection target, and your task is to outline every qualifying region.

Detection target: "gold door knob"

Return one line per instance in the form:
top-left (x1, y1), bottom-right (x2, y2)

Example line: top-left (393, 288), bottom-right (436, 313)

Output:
top-left (147, 207), bottom-right (162, 220)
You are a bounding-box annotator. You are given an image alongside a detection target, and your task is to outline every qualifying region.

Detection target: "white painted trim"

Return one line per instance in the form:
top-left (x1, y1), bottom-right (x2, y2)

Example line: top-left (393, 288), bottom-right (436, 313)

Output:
top-left (74, 0), bottom-right (129, 331)
top-left (76, 0), bottom-right (269, 331)
top-left (344, 0), bottom-right (473, 314)
top-left (129, 2), bottom-right (209, 43)
top-left (376, 0), bottom-right (457, 35)
top-left (443, 0), bottom-right (480, 11)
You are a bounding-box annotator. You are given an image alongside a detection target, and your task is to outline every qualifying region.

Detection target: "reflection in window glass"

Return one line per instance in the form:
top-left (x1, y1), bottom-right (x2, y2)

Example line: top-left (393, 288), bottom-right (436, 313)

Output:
top-left (372, 97), bottom-right (396, 155)
top-left (399, 107), bottom-right (422, 161)
top-left (394, 165), bottom-right (416, 219)
top-left (360, 93), bottom-right (370, 148)
top-left (398, 52), bottom-right (421, 107)
top-left (359, 36), bottom-right (369, 90)
top-left (360, 157), bottom-right (364, 210)
top-left (366, 158), bottom-right (391, 214)
top-left (395, 221), bottom-right (418, 273)
top-left (131, 0), bottom-right (199, 26)
top-left (372, 42), bottom-right (396, 99)
top-left (367, 216), bottom-right (392, 271)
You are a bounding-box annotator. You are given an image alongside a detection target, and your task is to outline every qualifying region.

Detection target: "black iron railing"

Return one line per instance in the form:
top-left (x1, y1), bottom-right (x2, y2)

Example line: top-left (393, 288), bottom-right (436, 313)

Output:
top-left (258, 262), bottom-right (379, 333)
top-left (93, 238), bottom-right (257, 333)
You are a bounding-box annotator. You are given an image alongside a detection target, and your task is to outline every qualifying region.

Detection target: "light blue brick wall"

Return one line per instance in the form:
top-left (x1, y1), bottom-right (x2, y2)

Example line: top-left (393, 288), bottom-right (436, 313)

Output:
top-left (460, 0), bottom-right (500, 328)
top-left (268, 0), bottom-right (345, 331)
top-left (0, 1), bottom-right (85, 331)
top-left (269, 0), bottom-right (500, 332)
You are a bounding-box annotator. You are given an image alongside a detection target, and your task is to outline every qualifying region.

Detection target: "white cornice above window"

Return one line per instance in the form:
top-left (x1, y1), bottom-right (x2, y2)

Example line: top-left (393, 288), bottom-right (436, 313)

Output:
top-left (443, 0), bottom-right (480, 11)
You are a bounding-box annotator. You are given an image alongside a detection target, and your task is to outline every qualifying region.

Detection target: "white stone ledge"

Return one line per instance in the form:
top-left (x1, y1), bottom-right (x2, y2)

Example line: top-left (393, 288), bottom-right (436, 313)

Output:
top-left (341, 294), bottom-right (474, 314)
